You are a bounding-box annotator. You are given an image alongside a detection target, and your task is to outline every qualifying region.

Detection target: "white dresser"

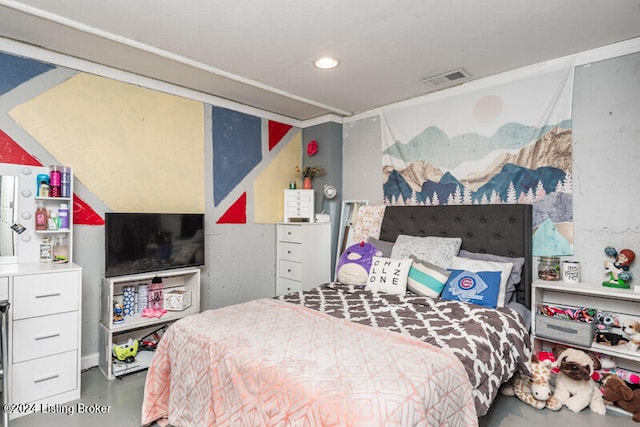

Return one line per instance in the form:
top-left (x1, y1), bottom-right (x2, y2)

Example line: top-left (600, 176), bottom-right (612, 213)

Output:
top-left (276, 222), bottom-right (331, 295)
top-left (283, 189), bottom-right (314, 223)
top-left (0, 263), bottom-right (82, 419)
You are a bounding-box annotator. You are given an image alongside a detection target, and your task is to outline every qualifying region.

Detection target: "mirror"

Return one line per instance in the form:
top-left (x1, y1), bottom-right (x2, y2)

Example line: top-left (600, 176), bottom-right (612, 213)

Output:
top-left (0, 163), bottom-right (19, 263)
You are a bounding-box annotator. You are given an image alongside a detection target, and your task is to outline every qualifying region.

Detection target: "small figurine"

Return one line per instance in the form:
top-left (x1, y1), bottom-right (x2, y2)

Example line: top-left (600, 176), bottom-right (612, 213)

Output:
top-left (603, 246), bottom-right (635, 289)
top-left (113, 302), bottom-right (124, 324)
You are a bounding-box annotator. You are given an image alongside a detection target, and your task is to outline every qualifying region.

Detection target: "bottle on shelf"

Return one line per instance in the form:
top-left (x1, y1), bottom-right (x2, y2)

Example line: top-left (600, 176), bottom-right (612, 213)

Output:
top-left (36, 173), bottom-right (49, 196)
top-left (58, 203), bottom-right (69, 229)
top-left (40, 237), bottom-right (53, 262)
top-left (49, 165), bottom-right (61, 197)
top-left (35, 202), bottom-right (47, 230)
top-left (53, 235), bottom-right (69, 263)
top-left (38, 179), bottom-right (49, 197)
top-left (61, 166), bottom-right (71, 198)
top-left (48, 209), bottom-right (58, 230)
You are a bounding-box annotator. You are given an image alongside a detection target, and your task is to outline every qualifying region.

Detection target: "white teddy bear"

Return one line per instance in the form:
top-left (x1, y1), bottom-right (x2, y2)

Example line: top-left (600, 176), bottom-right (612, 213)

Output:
top-left (545, 346), bottom-right (606, 415)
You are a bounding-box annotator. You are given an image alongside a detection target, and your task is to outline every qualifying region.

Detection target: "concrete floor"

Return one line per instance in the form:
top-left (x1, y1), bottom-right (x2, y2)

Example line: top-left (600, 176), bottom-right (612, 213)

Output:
top-left (8, 367), bottom-right (637, 426)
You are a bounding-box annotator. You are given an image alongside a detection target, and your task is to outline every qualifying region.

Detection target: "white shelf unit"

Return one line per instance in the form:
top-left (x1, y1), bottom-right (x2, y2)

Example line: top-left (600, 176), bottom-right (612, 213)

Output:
top-left (276, 222), bottom-right (331, 295)
top-left (98, 266), bottom-right (200, 379)
top-left (17, 165), bottom-right (74, 264)
top-left (532, 280), bottom-right (640, 417)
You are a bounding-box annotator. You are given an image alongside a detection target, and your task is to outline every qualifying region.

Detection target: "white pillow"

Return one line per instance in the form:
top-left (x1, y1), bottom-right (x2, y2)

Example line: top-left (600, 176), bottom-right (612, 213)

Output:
top-left (449, 256), bottom-right (513, 307)
top-left (390, 235), bottom-right (462, 269)
top-left (367, 256), bottom-right (413, 295)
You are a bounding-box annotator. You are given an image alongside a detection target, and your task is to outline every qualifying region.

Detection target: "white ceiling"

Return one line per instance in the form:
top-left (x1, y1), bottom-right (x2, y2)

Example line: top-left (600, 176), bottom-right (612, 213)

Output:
top-left (1, 0), bottom-right (639, 121)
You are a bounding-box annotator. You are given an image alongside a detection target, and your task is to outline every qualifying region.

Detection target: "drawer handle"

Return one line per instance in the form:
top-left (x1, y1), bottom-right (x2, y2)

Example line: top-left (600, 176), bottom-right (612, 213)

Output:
top-left (547, 324), bottom-right (577, 334)
top-left (287, 269), bottom-right (292, 273)
top-left (287, 250), bottom-right (292, 254)
top-left (35, 332), bottom-right (61, 341)
top-left (34, 373), bottom-right (60, 383)
top-left (35, 292), bottom-right (62, 298)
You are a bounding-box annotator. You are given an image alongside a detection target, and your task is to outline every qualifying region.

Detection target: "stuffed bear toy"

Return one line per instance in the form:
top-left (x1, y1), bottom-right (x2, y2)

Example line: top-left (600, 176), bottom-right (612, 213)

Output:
top-left (335, 241), bottom-right (382, 285)
top-left (545, 346), bottom-right (606, 414)
top-left (603, 375), bottom-right (640, 422)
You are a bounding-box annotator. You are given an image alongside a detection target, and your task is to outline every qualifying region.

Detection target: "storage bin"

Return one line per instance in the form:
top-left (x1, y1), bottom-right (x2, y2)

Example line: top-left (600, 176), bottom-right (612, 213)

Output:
top-left (535, 315), bottom-right (595, 347)
top-left (163, 288), bottom-right (192, 311)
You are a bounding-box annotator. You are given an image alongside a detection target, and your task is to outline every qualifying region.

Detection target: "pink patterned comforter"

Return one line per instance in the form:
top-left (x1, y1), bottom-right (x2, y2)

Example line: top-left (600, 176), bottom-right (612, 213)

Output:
top-left (142, 298), bottom-right (478, 426)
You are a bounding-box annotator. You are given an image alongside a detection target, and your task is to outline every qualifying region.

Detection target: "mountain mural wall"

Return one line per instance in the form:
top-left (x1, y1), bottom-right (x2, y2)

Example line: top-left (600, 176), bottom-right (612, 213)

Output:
top-left (380, 62), bottom-right (575, 255)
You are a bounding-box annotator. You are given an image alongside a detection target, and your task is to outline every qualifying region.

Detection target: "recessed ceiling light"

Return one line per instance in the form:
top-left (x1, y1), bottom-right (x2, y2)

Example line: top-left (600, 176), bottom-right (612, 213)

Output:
top-left (314, 57), bottom-right (339, 70)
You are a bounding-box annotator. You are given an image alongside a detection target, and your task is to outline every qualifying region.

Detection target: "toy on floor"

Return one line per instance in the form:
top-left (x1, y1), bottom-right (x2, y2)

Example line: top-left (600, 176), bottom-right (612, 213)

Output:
top-left (545, 345), bottom-right (606, 415)
top-left (603, 375), bottom-right (640, 422)
top-left (336, 241), bottom-right (382, 285)
top-left (624, 321), bottom-right (640, 351)
top-left (501, 354), bottom-right (557, 409)
top-left (603, 246), bottom-right (635, 288)
top-left (113, 338), bottom-right (139, 364)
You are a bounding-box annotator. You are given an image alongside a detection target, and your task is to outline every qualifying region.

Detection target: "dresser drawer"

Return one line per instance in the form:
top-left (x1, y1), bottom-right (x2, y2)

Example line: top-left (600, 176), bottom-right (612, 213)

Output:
top-left (13, 271), bottom-right (80, 320)
top-left (13, 311), bottom-right (79, 363)
top-left (12, 350), bottom-right (78, 404)
top-left (278, 241), bottom-right (302, 262)
top-left (279, 259), bottom-right (302, 281)
top-left (285, 190), bottom-right (313, 203)
top-left (278, 225), bottom-right (303, 243)
top-left (276, 277), bottom-right (302, 295)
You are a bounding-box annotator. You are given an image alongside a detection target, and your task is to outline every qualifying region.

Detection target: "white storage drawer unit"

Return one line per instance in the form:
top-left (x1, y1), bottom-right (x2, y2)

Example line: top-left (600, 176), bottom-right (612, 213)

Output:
top-left (6, 266), bottom-right (82, 419)
top-left (284, 189), bottom-right (314, 222)
top-left (276, 223), bottom-right (331, 295)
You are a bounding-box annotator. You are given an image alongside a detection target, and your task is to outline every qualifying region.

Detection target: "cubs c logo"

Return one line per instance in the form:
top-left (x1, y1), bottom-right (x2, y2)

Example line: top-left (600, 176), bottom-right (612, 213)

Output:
top-left (458, 276), bottom-right (476, 290)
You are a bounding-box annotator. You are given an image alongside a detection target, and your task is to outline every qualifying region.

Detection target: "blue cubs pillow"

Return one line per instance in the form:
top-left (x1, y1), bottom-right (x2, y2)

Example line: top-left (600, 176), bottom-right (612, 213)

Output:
top-left (440, 269), bottom-right (502, 308)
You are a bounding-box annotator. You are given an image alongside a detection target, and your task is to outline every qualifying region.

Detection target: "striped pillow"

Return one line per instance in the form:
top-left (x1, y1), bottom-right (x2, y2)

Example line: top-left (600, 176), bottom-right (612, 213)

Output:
top-left (407, 255), bottom-right (452, 297)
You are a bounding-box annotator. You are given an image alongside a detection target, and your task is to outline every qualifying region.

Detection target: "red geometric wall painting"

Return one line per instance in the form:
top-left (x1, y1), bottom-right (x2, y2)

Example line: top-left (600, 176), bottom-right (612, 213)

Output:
top-left (216, 192), bottom-right (247, 224)
top-left (268, 120), bottom-right (293, 151)
top-left (0, 129), bottom-right (104, 225)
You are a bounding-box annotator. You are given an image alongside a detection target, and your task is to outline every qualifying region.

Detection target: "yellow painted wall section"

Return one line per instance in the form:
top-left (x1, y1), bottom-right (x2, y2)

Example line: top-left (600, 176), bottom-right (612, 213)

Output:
top-left (253, 131), bottom-right (302, 223)
top-left (9, 73), bottom-right (204, 213)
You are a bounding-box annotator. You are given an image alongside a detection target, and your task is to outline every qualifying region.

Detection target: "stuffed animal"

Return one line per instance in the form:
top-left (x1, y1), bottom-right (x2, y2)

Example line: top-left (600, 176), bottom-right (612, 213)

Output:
top-left (624, 321), bottom-right (640, 351)
top-left (501, 354), bottom-right (557, 409)
top-left (603, 375), bottom-right (640, 422)
top-left (545, 346), bottom-right (606, 414)
top-left (335, 241), bottom-right (382, 285)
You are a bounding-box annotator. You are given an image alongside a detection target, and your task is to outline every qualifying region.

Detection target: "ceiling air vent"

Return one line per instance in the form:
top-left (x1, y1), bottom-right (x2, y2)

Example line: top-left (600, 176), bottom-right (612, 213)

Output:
top-left (422, 68), bottom-right (471, 87)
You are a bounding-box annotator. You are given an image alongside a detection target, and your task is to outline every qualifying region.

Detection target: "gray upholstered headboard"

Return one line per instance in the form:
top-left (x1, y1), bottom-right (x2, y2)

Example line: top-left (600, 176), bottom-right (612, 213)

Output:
top-left (378, 204), bottom-right (533, 309)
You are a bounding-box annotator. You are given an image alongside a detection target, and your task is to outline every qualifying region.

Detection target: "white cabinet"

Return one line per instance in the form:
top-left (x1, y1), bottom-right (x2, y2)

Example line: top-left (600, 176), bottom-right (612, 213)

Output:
top-left (99, 267), bottom-right (200, 379)
top-left (283, 189), bottom-right (314, 222)
top-left (2, 265), bottom-right (83, 419)
top-left (276, 223), bottom-right (331, 295)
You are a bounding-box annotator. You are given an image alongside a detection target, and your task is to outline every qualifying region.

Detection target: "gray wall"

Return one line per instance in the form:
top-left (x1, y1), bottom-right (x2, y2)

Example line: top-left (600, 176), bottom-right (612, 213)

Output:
top-left (342, 51), bottom-right (640, 285)
top-left (302, 121), bottom-right (343, 272)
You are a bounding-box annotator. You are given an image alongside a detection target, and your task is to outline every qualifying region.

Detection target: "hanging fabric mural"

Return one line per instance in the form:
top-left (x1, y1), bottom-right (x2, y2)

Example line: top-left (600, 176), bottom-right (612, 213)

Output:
top-left (381, 61), bottom-right (575, 256)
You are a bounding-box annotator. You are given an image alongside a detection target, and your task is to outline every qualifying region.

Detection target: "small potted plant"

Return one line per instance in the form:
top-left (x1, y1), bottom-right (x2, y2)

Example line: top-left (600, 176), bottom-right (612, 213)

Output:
top-left (296, 165), bottom-right (325, 189)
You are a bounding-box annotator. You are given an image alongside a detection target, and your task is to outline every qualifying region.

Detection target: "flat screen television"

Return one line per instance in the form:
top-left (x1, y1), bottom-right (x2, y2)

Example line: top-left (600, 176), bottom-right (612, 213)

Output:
top-left (105, 212), bottom-right (205, 278)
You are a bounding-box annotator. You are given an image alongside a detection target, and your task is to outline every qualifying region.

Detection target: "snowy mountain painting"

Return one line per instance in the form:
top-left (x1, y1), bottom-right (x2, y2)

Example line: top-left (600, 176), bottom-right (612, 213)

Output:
top-left (382, 121), bottom-right (573, 255)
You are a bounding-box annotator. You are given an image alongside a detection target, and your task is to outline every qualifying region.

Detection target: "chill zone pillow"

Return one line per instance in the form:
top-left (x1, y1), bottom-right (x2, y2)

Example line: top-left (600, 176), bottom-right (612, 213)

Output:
top-left (441, 269), bottom-right (503, 308)
top-left (449, 256), bottom-right (513, 307)
top-left (367, 256), bottom-right (412, 295)
top-left (407, 255), bottom-right (451, 297)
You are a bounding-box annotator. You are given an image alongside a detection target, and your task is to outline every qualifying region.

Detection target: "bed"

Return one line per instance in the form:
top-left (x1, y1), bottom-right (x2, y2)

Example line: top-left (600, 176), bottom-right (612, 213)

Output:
top-left (141, 204), bottom-right (533, 426)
